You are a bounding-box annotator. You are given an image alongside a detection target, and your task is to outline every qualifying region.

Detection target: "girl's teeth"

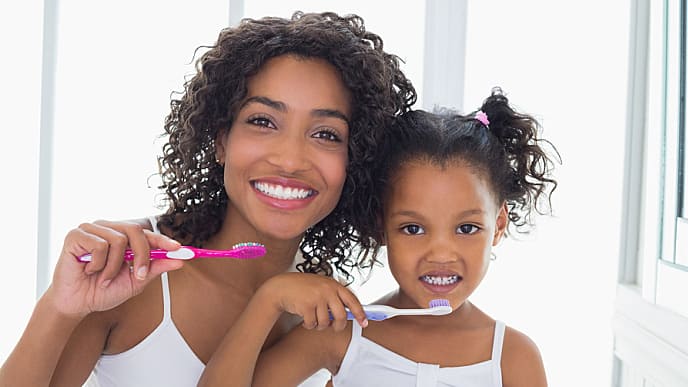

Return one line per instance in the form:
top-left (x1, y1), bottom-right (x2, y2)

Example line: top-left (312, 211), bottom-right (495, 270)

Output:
top-left (254, 182), bottom-right (312, 200)
top-left (421, 275), bottom-right (460, 286)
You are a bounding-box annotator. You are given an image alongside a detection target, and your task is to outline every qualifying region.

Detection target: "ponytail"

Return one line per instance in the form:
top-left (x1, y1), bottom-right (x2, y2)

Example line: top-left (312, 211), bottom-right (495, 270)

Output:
top-left (478, 87), bottom-right (559, 231)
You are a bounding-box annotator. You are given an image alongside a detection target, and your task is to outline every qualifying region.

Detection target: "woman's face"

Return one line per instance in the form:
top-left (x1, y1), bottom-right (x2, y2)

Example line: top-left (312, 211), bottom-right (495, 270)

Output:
top-left (217, 55), bottom-right (351, 242)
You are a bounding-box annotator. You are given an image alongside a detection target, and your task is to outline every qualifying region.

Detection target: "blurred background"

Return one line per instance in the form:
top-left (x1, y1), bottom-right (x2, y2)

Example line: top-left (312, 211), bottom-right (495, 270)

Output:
top-left (0, 1), bottom-right (641, 386)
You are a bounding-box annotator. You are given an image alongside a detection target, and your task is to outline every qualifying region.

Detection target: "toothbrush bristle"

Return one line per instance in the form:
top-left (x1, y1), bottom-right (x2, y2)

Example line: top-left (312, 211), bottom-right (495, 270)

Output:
top-left (230, 242), bottom-right (266, 259)
top-left (231, 242), bottom-right (264, 248)
top-left (428, 299), bottom-right (451, 308)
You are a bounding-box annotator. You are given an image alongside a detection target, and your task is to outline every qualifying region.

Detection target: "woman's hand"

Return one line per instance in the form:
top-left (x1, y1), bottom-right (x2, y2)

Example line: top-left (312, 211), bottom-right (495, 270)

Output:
top-left (46, 220), bottom-right (184, 318)
top-left (260, 272), bottom-right (368, 331)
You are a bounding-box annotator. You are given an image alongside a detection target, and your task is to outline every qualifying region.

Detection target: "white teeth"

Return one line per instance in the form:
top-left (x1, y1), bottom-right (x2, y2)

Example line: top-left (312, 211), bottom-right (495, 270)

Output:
top-left (254, 182), bottom-right (313, 200)
top-left (421, 275), bottom-right (460, 286)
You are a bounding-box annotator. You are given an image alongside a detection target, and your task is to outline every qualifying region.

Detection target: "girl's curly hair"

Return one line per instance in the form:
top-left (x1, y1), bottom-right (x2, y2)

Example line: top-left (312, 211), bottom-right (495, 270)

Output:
top-left (156, 11), bottom-right (416, 281)
top-left (357, 88), bottom-right (559, 268)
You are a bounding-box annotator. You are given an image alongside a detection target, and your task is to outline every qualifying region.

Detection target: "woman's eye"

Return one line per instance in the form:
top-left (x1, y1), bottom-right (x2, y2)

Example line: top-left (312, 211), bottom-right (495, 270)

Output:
top-left (247, 116), bottom-right (275, 128)
top-left (402, 224), bottom-right (425, 235)
top-left (457, 224), bottom-right (480, 235)
top-left (313, 129), bottom-right (342, 142)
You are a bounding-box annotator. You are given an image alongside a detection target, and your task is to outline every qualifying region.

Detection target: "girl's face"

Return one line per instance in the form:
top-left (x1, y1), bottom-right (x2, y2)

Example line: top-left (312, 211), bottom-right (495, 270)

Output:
top-left (383, 159), bottom-right (508, 311)
top-left (217, 55), bottom-right (351, 242)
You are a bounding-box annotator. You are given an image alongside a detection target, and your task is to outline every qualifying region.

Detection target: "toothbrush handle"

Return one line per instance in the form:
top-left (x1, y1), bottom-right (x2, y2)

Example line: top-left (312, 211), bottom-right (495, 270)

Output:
top-left (330, 310), bottom-right (389, 321)
top-left (77, 249), bottom-right (170, 262)
top-left (360, 311), bottom-right (389, 321)
top-left (129, 250), bottom-right (171, 260)
top-left (76, 244), bottom-right (266, 262)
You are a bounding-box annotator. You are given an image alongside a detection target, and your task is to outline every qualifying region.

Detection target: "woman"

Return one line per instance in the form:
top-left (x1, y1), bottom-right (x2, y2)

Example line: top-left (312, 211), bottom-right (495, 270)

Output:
top-left (0, 11), bottom-right (416, 387)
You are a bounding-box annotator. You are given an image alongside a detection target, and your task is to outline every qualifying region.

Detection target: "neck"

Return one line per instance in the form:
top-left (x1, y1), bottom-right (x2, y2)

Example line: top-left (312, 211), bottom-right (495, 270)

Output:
top-left (187, 209), bottom-right (305, 291)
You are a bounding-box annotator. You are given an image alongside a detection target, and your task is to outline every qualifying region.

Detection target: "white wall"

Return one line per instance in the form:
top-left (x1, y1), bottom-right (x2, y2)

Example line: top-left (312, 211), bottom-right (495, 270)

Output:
top-left (0, 0), bottom-right (43, 363)
top-left (48, 0), bottom-right (232, 281)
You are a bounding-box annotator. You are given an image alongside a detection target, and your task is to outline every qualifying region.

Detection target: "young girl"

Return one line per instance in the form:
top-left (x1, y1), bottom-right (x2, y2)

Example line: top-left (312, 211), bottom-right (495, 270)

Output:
top-left (0, 12), bottom-right (416, 387)
top-left (199, 89), bottom-right (558, 387)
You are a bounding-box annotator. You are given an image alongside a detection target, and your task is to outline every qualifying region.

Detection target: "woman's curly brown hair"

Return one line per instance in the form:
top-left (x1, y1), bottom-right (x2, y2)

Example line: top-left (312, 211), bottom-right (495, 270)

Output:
top-left (156, 11), bottom-right (416, 281)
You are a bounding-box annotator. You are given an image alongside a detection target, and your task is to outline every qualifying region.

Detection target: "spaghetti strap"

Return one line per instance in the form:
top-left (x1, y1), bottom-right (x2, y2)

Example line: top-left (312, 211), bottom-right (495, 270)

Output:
top-left (148, 215), bottom-right (160, 234)
top-left (160, 272), bottom-right (172, 320)
top-left (351, 321), bottom-right (363, 338)
top-left (491, 320), bottom-right (506, 386)
top-left (491, 320), bottom-right (506, 362)
top-left (150, 216), bottom-right (171, 320)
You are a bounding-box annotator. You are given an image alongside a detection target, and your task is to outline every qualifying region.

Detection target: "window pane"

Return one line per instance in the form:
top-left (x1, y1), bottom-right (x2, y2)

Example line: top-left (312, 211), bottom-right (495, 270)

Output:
top-left (49, 0), bottom-right (230, 273)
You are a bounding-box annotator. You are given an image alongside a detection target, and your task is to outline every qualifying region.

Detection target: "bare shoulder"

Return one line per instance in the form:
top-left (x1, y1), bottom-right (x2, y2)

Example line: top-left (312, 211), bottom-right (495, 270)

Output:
top-left (501, 325), bottom-right (547, 387)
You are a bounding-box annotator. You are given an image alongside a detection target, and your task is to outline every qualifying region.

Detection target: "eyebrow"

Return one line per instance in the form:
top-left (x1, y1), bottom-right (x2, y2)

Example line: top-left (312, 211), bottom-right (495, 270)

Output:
top-left (391, 209), bottom-right (486, 218)
top-left (241, 96), bottom-right (350, 124)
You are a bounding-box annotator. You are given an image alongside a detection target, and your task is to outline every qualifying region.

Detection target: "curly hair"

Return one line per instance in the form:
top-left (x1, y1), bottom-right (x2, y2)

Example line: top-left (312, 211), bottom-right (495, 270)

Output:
top-left (358, 88), bottom-right (559, 268)
top-left (156, 11), bottom-right (416, 281)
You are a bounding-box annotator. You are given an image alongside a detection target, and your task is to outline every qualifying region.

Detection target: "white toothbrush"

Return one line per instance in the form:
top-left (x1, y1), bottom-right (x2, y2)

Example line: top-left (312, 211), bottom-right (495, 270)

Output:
top-left (332, 299), bottom-right (452, 321)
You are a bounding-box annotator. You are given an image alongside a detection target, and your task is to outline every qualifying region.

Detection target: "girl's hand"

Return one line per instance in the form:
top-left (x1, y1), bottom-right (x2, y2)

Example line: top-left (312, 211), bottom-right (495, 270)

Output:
top-left (46, 220), bottom-right (184, 318)
top-left (261, 273), bottom-right (368, 331)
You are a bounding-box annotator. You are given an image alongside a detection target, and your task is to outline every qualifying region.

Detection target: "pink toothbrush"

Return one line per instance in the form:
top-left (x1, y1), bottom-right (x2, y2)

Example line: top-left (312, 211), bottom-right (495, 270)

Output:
top-left (77, 242), bottom-right (266, 262)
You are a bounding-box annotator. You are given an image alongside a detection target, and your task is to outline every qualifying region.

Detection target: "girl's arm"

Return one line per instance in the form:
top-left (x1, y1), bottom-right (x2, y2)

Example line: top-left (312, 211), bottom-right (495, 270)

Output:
top-left (199, 273), bottom-right (367, 387)
top-left (501, 327), bottom-right (548, 387)
top-left (0, 220), bottom-right (183, 386)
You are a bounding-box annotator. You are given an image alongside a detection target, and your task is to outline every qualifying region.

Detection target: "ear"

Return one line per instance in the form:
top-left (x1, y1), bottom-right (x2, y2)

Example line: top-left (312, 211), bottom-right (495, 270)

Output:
top-left (492, 202), bottom-right (508, 246)
top-left (215, 130), bottom-right (228, 165)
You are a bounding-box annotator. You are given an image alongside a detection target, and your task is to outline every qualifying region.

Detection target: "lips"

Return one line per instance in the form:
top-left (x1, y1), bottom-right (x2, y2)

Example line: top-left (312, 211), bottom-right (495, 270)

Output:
top-left (253, 180), bottom-right (315, 200)
top-left (419, 271), bottom-right (462, 294)
top-left (420, 274), bottom-right (460, 286)
top-left (251, 178), bottom-right (318, 210)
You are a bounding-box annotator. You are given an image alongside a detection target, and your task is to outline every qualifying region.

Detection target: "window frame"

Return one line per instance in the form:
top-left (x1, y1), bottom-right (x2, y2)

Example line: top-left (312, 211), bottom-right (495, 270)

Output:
top-left (656, 0), bottom-right (688, 314)
top-left (614, 0), bottom-right (688, 384)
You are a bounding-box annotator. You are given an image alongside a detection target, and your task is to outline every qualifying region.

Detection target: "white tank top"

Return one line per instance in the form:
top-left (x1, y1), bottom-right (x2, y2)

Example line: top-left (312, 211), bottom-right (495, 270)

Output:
top-left (91, 271), bottom-right (205, 387)
top-left (331, 320), bottom-right (505, 387)
top-left (88, 216), bottom-right (330, 387)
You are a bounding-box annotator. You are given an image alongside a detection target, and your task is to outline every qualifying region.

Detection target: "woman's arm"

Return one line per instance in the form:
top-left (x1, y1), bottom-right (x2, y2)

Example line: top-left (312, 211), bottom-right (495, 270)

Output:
top-left (252, 323), bottom-right (351, 386)
top-left (0, 292), bottom-right (108, 387)
top-left (0, 220), bottom-right (183, 387)
top-left (199, 273), bottom-right (366, 387)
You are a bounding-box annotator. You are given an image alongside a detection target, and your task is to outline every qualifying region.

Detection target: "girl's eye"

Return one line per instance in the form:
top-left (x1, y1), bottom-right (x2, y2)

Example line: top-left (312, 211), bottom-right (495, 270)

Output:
top-left (312, 129), bottom-right (342, 142)
top-left (457, 224), bottom-right (480, 235)
top-left (247, 116), bottom-right (275, 129)
top-left (402, 224), bottom-right (425, 235)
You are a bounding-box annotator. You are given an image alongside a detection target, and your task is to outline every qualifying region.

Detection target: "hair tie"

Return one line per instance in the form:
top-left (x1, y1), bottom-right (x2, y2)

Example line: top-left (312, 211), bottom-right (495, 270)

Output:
top-left (475, 110), bottom-right (490, 127)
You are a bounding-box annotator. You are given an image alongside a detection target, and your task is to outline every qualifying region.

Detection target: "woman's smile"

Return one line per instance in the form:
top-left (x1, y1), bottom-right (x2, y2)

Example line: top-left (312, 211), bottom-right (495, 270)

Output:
top-left (251, 178), bottom-right (318, 210)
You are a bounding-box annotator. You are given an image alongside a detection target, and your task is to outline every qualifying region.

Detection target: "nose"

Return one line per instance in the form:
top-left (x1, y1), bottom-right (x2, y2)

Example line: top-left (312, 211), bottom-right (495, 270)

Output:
top-left (267, 130), bottom-right (311, 174)
top-left (424, 234), bottom-right (460, 264)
